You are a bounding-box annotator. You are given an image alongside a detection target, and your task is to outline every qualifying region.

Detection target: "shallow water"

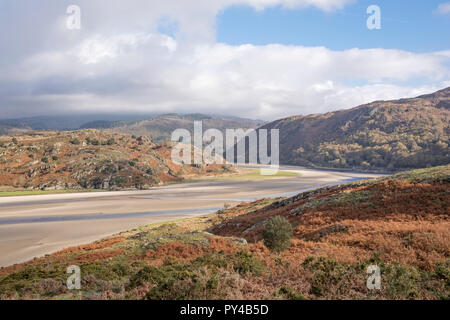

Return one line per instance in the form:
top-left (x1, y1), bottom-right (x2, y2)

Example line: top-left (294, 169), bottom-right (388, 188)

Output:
top-left (0, 177), bottom-right (371, 226)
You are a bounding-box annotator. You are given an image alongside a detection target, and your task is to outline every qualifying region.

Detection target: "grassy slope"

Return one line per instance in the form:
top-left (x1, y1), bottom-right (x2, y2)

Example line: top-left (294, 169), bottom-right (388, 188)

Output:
top-left (0, 166), bottom-right (448, 300)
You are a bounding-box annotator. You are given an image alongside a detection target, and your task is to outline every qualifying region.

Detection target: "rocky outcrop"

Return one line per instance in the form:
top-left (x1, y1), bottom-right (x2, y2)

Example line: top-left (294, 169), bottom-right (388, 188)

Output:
top-left (0, 130), bottom-right (234, 191)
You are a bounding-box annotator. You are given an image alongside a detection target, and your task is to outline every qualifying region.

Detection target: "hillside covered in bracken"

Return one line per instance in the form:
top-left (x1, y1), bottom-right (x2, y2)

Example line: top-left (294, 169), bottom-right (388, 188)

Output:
top-left (260, 87), bottom-right (450, 171)
top-left (213, 165), bottom-right (450, 270)
top-left (0, 130), bottom-right (233, 191)
top-left (1, 165), bottom-right (448, 300)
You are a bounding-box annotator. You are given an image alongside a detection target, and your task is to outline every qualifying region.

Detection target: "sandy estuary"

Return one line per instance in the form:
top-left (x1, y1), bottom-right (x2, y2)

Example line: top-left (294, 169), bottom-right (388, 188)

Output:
top-left (0, 166), bottom-right (382, 267)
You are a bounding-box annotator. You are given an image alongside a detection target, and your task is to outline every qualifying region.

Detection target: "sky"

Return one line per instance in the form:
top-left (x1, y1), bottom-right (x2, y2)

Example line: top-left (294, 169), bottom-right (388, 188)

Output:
top-left (0, 0), bottom-right (449, 121)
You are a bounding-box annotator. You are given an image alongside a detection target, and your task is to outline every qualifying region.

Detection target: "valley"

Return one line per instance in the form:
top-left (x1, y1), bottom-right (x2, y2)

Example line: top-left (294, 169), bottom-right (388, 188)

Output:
top-left (0, 165), bottom-right (447, 300)
top-left (0, 166), bottom-right (379, 267)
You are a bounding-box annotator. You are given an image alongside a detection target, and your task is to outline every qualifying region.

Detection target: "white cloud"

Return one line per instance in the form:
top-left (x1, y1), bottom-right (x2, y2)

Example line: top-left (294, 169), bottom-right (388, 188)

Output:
top-left (436, 2), bottom-right (450, 15)
top-left (0, 0), bottom-right (447, 120)
top-left (236, 0), bottom-right (353, 11)
top-left (5, 37), bottom-right (448, 120)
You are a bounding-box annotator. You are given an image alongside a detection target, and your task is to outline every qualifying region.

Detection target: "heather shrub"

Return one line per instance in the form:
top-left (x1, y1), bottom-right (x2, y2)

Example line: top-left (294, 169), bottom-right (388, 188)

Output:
top-left (38, 279), bottom-right (67, 297)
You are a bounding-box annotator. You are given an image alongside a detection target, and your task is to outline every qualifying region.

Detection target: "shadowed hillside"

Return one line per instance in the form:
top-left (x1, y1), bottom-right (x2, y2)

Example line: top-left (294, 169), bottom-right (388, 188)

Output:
top-left (110, 114), bottom-right (264, 143)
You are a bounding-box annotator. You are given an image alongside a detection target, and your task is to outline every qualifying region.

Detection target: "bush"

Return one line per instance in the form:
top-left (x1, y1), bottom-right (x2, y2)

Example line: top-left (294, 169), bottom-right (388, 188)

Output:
top-left (38, 279), bottom-right (67, 297)
top-left (229, 250), bottom-right (264, 275)
top-left (263, 216), bottom-right (293, 253)
top-left (41, 157), bottom-right (49, 163)
top-left (277, 285), bottom-right (307, 300)
top-left (70, 138), bottom-right (80, 145)
top-left (52, 156), bottom-right (59, 161)
top-left (303, 257), bottom-right (345, 297)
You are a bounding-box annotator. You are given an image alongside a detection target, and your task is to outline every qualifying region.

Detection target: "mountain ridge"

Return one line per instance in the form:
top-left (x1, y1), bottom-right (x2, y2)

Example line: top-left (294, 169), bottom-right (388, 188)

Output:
top-left (259, 87), bottom-right (450, 171)
top-left (110, 113), bottom-right (265, 143)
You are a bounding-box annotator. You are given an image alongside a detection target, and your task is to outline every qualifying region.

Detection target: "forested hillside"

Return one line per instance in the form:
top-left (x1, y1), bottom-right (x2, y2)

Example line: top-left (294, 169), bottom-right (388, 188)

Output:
top-left (261, 87), bottom-right (450, 171)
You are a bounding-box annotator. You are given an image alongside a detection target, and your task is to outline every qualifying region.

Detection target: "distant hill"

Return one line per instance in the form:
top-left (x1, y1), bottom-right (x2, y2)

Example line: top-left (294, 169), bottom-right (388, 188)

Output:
top-left (260, 87), bottom-right (450, 171)
top-left (0, 130), bottom-right (233, 191)
top-left (0, 122), bottom-right (31, 135)
top-left (109, 114), bottom-right (265, 143)
top-left (0, 114), bottom-right (264, 144)
top-left (79, 120), bottom-right (136, 130)
top-left (0, 114), bottom-right (158, 133)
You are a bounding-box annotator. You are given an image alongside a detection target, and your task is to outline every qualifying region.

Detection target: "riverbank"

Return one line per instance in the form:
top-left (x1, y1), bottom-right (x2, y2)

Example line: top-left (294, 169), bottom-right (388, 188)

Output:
top-left (0, 166), bottom-right (382, 267)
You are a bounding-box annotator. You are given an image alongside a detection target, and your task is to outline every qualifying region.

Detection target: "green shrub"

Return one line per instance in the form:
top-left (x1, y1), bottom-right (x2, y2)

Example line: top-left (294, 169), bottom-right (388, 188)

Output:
top-left (0, 264), bottom-right (67, 295)
top-left (383, 263), bottom-right (421, 299)
top-left (277, 285), bottom-right (307, 300)
top-left (41, 157), bottom-right (49, 163)
top-left (70, 138), bottom-right (81, 145)
top-left (80, 262), bottom-right (123, 281)
top-left (303, 257), bottom-right (346, 297)
top-left (228, 250), bottom-right (264, 275)
top-left (434, 260), bottom-right (450, 284)
top-left (112, 176), bottom-right (127, 187)
top-left (102, 164), bottom-right (117, 174)
top-left (52, 156), bottom-right (59, 161)
top-left (263, 216), bottom-right (293, 253)
top-left (128, 265), bottom-right (189, 291)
